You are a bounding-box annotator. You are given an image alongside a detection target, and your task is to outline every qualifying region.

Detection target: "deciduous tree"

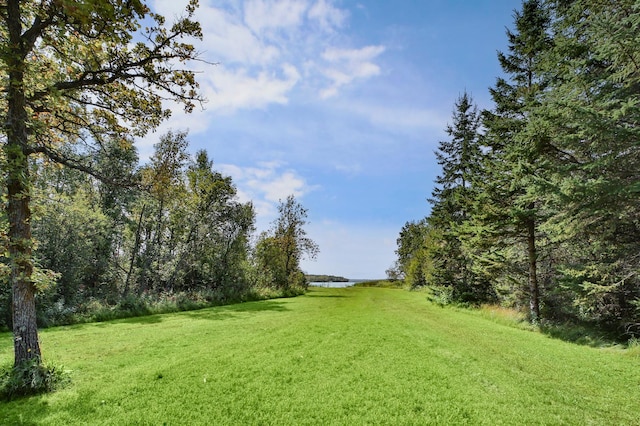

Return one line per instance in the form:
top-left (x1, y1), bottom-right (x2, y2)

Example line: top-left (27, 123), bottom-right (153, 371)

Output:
top-left (256, 196), bottom-right (318, 290)
top-left (0, 0), bottom-right (202, 367)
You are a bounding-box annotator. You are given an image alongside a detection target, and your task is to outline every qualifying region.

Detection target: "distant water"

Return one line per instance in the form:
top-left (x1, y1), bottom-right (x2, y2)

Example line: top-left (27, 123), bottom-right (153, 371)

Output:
top-left (309, 281), bottom-right (362, 288)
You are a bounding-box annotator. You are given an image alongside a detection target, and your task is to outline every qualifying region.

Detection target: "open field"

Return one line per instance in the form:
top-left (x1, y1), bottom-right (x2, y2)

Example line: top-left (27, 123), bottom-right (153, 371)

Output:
top-left (1, 287), bottom-right (639, 425)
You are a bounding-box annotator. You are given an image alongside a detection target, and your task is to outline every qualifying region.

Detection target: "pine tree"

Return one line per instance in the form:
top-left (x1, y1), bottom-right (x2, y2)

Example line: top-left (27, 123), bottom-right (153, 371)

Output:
top-left (428, 92), bottom-right (489, 303)
top-left (533, 0), bottom-right (640, 333)
top-left (479, 0), bottom-right (553, 322)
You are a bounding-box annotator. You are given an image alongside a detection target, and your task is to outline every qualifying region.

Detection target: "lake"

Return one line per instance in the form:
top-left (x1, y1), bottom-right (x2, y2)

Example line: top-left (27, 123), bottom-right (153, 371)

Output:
top-left (309, 281), bottom-right (360, 288)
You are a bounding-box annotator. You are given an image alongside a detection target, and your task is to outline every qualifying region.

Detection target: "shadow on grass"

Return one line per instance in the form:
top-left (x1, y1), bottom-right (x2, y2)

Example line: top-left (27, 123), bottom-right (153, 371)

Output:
top-left (304, 294), bottom-right (347, 298)
top-left (117, 314), bottom-right (164, 325)
top-left (0, 388), bottom-right (78, 424)
top-left (223, 300), bottom-right (290, 313)
top-left (181, 300), bottom-right (290, 321)
top-left (539, 321), bottom-right (624, 348)
top-left (54, 299), bottom-right (292, 329)
top-left (304, 287), bottom-right (352, 298)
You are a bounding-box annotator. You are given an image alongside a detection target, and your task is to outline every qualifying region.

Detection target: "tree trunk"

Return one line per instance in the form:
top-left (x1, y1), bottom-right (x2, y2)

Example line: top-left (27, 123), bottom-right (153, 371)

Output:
top-left (7, 152), bottom-right (41, 365)
top-left (5, 0), bottom-right (42, 366)
top-left (124, 203), bottom-right (146, 297)
top-left (526, 213), bottom-right (540, 323)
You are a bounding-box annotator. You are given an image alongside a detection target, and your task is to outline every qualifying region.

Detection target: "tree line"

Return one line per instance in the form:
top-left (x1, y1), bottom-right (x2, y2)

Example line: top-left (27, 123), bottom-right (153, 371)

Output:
top-left (0, 128), bottom-right (317, 329)
top-left (392, 0), bottom-right (640, 338)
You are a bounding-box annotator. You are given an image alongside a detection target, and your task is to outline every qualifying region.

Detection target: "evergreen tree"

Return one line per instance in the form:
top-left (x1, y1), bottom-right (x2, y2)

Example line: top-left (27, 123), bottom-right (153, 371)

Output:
top-left (533, 0), bottom-right (640, 333)
top-left (479, 0), bottom-right (553, 321)
top-left (428, 92), bottom-right (489, 303)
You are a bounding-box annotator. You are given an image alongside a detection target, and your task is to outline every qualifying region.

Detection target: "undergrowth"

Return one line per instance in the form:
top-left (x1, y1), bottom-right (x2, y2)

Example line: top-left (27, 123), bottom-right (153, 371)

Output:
top-left (476, 304), bottom-right (631, 348)
top-left (0, 358), bottom-right (69, 401)
top-left (3, 285), bottom-right (306, 331)
top-left (627, 338), bottom-right (640, 356)
top-left (353, 279), bottom-right (406, 289)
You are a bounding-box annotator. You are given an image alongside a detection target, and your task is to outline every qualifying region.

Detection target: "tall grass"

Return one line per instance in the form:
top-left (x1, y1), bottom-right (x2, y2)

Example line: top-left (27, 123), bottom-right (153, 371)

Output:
top-left (22, 285), bottom-right (305, 330)
top-left (1, 287), bottom-right (639, 424)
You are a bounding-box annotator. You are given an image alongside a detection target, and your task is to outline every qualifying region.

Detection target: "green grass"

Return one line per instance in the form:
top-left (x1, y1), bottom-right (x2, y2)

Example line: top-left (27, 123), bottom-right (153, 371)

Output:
top-left (1, 287), bottom-right (639, 424)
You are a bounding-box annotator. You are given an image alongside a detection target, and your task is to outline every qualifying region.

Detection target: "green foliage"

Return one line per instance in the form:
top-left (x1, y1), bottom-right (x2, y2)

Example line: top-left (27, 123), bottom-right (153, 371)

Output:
top-left (0, 283), bottom-right (9, 332)
top-left (352, 279), bottom-right (405, 288)
top-left (33, 190), bottom-right (114, 304)
top-left (425, 285), bottom-right (456, 307)
top-left (531, 0), bottom-right (640, 333)
top-left (474, 0), bottom-right (553, 321)
top-left (427, 92), bottom-right (494, 304)
top-left (0, 358), bottom-right (69, 400)
top-left (1, 0), bottom-right (203, 366)
top-left (131, 140), bottom-right (256, 295)
top-left (0, 128), bottom-right (303, 330)
top-left (254, 196), bottom-right (318, 292)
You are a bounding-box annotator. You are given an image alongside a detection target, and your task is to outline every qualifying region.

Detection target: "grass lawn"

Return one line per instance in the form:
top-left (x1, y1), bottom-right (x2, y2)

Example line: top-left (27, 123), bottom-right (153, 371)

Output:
top-left (1, 286), bottom-right (639, 425)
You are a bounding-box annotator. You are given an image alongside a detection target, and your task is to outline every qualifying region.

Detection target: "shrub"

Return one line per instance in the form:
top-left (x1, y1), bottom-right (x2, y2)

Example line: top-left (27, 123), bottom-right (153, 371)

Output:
top-left (425, 286), bottom-right (454, 306)
top-left (39, 298), bottom-right (78, 327)
top-left (0, 358), bottom-right (70, 400)
top-left (117, 294), bottom-right (150, 316)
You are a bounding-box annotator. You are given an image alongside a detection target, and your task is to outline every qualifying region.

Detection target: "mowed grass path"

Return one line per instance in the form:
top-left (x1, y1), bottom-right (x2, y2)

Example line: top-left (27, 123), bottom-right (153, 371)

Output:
top-left (1, 287), bottom-right (639, 425)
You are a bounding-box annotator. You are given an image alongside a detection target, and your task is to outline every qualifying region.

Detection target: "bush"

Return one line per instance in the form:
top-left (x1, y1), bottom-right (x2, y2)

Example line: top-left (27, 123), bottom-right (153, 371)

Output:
top-left (0, 358), bottom-right (70, 400)
top-left (353, 280), bottom-right (406, 289)
top-left (39, 298), bottom-right (77, 327)
top-left (117, 294), bottom-right (150, 316)
top-left (425, 286), bottom-right (455, 307)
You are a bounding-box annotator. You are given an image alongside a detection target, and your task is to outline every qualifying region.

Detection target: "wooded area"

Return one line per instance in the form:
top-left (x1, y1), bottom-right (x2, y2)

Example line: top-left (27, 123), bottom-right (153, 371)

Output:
top-left (392, 0), bottom-right (640, 338)
top-left (0, 128), bottom-right (318, 333)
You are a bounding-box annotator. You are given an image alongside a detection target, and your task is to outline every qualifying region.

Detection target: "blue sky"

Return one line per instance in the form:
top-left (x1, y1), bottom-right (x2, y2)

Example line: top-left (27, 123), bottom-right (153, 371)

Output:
top-left (146, 0), bottom-right (519, 279)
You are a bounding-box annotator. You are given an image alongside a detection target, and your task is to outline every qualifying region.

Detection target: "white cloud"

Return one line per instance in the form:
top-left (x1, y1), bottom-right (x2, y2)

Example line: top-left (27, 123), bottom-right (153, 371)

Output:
top-left (320, 45), bottom-right (385, 99)
top-left (333, 162), bottom-right (362, 175)
top-left (258, 171), bottom-right (306, 201)
top-left (203, 63), bottom-right (300, 113)
top-left (151, 0), bottom-right (193, 19)
top-left (308, 0), bottom-right (348, 30)
top-left (322, 45), bottom-right (385, 63)
top-left (199, 5), bottom-right (281, 65)
top-left (344, 102), bottom-right (449, 133)
top-left (219, 161), bottom-right (316, 222)
top-left (140, 0), bottom-right (388, 169)
top-left (244, 0), bottom-right (308, 34)
top-left (150, 0), bottom-right (385, 112)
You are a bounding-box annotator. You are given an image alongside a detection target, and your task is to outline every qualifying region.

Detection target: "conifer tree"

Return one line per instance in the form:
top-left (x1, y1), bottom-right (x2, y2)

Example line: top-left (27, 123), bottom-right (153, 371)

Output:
top-left (428, 92), bottom-right (488, 302)
top-left (479, 0), bottom-right (552, 321)
top-left (533, 0), bottom-right (640, 331)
